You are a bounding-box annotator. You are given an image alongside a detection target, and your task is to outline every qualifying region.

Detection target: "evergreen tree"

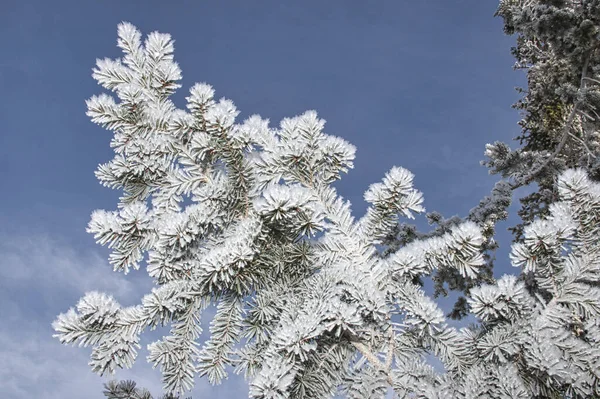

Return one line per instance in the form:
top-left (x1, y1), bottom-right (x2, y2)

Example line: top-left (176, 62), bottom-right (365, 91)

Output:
top-left (53, 22), bottom-right (600, 398)
top-left (385, 0), bottom-right (600, 321)
top-left (103, 379), bottom-right (190, 399)
top-left (487, 0), bottom-right (600, 241)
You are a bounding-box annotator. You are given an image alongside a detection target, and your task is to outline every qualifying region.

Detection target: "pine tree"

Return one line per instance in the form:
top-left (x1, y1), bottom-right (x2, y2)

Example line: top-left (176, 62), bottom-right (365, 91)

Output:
top-left (53, 22), bottom-right (600, 398)
top-left (102, 379), bottom-right (190, 399)
top-left (487, 0), bottom-right (600, 241)
top-left (384, 0), bottom-right (600, 322)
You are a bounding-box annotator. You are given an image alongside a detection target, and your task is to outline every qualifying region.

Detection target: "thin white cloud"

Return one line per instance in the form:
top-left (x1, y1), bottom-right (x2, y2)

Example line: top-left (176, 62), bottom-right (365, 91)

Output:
top-left (0, 233), bottom-right (138, 302)
top-left (0, 323), bottom-right (160, 399)
top-left (0, 232), bottom-right (249, 398)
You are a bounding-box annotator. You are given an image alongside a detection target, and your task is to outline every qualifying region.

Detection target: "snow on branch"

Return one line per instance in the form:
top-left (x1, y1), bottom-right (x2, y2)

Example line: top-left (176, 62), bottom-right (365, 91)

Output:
top-left (54, 21), bottom-right (600, 399)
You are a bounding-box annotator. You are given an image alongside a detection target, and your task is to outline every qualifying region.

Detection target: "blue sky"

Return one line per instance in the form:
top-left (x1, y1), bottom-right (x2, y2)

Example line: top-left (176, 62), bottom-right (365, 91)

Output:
top-left (0, 1), bottom-right (529, 397)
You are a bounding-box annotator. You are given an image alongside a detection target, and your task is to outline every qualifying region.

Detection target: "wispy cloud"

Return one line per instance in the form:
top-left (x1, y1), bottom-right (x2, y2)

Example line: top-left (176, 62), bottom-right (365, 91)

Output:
top-left (0, 232), bottom-right (248, 398)
top-left (0, 233), bottom-right (138, 301)
top-left (0, 322), bottom-right (164, 399)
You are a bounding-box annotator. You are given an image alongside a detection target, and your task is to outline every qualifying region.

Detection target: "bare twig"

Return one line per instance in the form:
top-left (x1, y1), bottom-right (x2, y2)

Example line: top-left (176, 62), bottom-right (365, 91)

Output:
top-left (568, 131), bottom-right (597, 160)
top-left (583, 76), bottom-right (600, 86)
top-left (385, 327), bottom-right (395, 372)
top-left (347, 332), bottom-right (394, 386)
top-left (578, 109), bottom-right (595, 121)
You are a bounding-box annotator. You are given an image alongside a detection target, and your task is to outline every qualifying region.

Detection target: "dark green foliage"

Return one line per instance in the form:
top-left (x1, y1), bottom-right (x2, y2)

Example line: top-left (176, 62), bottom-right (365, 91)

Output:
top-left (383, 180), bottom-right (512, 319)
top-left (490, 0), bottom-right (600, 237)
top-left (103, 379), bottom-right (192, 399)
